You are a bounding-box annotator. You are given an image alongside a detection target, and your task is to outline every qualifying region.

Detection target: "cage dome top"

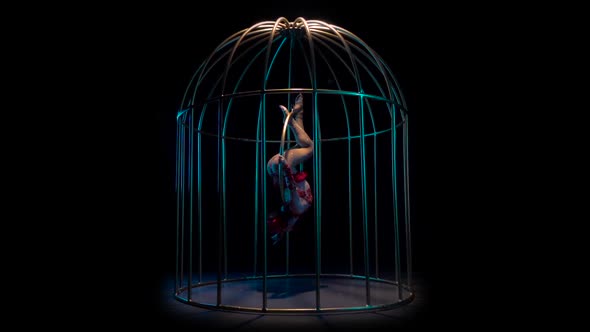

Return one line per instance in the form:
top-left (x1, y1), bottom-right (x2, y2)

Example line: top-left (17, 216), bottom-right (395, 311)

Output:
top-left (180, 17), bottom-right (407, 115)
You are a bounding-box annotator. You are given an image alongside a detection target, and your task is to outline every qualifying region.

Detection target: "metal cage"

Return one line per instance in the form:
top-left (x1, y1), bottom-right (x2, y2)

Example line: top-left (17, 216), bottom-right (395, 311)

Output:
top-left (175, 17), bottom-right (413, 313)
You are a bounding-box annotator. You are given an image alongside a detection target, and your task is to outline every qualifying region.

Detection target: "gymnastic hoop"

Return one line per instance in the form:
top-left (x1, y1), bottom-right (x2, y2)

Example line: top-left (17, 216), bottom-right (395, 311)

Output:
top-left (278, 110), bottom-right (294, 204)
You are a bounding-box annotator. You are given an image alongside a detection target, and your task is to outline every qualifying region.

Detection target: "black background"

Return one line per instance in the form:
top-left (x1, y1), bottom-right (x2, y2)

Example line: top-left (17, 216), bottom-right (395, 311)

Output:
top-left (42, 2), bottom-right (530, 328)
top-left (147, 7), bottom-right (462, 324)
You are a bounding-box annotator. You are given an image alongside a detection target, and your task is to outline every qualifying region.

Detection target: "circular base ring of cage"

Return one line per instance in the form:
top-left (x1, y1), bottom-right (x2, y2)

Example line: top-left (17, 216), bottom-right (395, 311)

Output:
top-left (174, 273), bottom-right (414, 314)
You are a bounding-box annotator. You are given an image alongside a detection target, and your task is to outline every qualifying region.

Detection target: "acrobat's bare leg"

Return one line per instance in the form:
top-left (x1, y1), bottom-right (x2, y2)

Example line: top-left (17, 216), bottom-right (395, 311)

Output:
top-left (279, 94), bottom-right (313, 167)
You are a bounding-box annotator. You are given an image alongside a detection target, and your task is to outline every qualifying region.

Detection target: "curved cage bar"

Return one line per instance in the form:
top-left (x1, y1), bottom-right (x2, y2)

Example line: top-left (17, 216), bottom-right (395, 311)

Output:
top-left (175, 17), bottom-right (413, 313)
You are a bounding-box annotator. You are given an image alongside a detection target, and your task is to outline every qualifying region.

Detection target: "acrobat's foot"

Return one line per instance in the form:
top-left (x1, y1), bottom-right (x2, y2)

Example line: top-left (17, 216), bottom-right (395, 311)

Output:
top-left (292, 93), bottom-right (303, 113)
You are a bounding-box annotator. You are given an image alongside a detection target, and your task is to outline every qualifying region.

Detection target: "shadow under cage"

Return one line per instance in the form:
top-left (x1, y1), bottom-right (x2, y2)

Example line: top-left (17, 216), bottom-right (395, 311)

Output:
top-left (175, 17), bottom-right (413, 313)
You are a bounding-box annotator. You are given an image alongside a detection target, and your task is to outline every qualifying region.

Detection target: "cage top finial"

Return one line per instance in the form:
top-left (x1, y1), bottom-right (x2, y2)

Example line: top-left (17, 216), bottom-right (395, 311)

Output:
top-left (285, 17), bottom-right (309, 29)
top-left (277, 18), bottom-right (307, 38)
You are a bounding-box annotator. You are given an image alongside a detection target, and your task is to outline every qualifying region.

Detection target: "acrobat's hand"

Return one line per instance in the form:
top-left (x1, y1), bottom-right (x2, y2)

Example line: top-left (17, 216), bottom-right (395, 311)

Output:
top-left (283, 186), bottom-right (292, 204)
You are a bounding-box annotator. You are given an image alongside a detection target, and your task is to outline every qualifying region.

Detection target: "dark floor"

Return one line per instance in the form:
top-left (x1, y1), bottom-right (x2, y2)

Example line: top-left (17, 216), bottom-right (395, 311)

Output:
top-left (147, 273), bottom-right (433, 329)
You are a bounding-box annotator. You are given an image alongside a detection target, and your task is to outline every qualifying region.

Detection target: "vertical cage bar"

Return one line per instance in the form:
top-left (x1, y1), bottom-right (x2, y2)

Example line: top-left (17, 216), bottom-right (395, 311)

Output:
top-left (261, 96), bottom-right (268, 311)
top-left (216, 19), bottom-right (262, 306)
top-left (299, 19), bottom-right (322, 312)
top-left (313, 91), bottom-right (321, 310)
top-left (261, 22), bottom-right (280, 311)
top-left (180, 114), bottom-right (185, 291)
top-left (319, 21), bottom-right (364, 281)
top-left (175, 117), bottom-right (181, 293)
top-left (189, 110), bottom-right (194, 301)
top-left (216, 34), bottom-right (278, 282)
top-left (318, 52), bottom-right (354, 277)
top-left (198, 109), bottom-right (205, 284)
top-left (366, 100), bottom-right (379, 279)
top-left (315, 47), bottom-right (354, 276)
top-left (253, 110), bottom-right (261, 277)
top-left (359, 94), bottom-right (371, 305)
top-left (217, 101), bottom-right (223, 306)
top-left (227, 44), bottom-right (277, 280)
top-left (392, 104), bottom-right (402, 300)
top-left (403, 114), bottom-right (413, 290)
top-left (347, 112), bottom-right (353, 276)
top-left (285, 35), bottom-right (294, 275)
top-left (374, 128), bottom-right (379, 278)
top-left (222, 115), bottom-right (228, 280)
